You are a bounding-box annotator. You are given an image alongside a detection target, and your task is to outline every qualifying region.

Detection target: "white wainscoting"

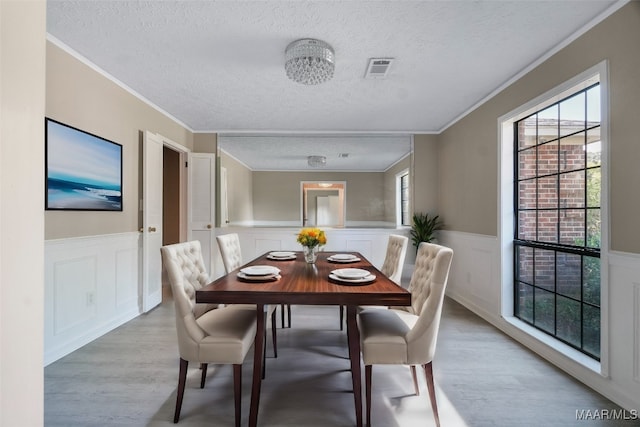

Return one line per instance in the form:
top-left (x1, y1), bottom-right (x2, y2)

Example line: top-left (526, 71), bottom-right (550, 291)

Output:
top-left (44, 232), bottom-right (140, 366)
top-left (438, 231), bottom-right (500, 318)
top-left (607, 251), bottom-right (640, 400)
top-left (212, 227), bottom-right (412, 280)
top-left (439, 230), bottom-right (640, 412)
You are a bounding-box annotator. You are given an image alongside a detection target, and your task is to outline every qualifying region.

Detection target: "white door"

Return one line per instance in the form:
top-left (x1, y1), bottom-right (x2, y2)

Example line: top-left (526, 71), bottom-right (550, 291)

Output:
top-left (316, 196), bottom-right (331, 226)
top-left (142, 131), bottom-right (163, 312)
top-left (188, 153), bottom-right (216, 275)
top-left (316, 195), bottom-right (340, 226)
top-left (329, 195), bottom-right (341, 226)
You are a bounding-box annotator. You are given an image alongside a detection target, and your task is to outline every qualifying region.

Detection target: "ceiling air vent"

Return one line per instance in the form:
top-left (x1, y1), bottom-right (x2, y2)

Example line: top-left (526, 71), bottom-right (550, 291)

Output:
top-left (365, 58), bottom-right (394, 79)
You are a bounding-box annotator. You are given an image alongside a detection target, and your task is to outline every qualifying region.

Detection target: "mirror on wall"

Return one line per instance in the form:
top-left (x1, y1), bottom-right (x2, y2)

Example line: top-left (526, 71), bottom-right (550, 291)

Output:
top-left (217, 134), bottom-right (412, 227)
top-left (218, 134), bottom-right (411, 172)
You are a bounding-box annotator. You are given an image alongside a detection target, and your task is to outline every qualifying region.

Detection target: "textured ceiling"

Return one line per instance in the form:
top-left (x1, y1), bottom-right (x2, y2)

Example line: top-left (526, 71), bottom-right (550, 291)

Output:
top-left (46, 0), bottom-right (620, 171)
top-left (219, 134), bottom-right (412, 171)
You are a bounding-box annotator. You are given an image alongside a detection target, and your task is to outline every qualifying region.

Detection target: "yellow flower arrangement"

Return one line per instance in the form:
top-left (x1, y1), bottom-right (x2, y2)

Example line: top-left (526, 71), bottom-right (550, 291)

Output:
top-left (296, 227), bottom-right (327, 248)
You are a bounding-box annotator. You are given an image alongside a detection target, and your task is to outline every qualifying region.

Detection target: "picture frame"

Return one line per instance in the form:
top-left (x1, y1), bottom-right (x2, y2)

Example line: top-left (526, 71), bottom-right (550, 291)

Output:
top-left (45, 118), bottom-right (123, 211)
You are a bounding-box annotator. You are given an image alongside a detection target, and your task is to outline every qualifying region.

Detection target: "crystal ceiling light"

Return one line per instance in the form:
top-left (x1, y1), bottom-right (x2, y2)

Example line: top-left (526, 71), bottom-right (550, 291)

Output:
top-left (307, 155), bottom-right (327, 167)
top-left (285, 39), bottom-right (335, 85)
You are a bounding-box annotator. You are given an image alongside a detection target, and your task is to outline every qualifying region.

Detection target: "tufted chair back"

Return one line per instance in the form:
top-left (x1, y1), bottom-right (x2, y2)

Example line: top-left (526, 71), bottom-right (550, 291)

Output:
top-left (216, 233), bottom-right (243, 273)
top-left (380, 234), bottom-right (409, 285)
top-left (161, 241), bottom-right (259, 425)
top-left (404, 242), bottom-right (453, 363)
top-left (161, 241), bottom-right (218, 360)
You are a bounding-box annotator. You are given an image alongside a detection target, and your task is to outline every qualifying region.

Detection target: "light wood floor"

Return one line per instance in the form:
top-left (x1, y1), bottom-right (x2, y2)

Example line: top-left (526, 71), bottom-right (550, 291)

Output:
top-left (45, 294), bottom-right (633, 426)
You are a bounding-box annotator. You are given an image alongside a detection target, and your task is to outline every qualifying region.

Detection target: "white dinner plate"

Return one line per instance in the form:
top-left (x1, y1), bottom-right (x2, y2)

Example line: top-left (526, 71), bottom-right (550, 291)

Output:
top-left (331, 268), bottom-right (371, 279)
top-left (328, 255), bottom-right (361, 263)
top-left (329, 273), bottom-right (376, 284)
top-left (240, 265), bottom-right (281, 276)
top-left (237, 272), bottom-right (280, 282)
top-left (330, 253), bottom-right (358, 261)
top-left (267, 254), bottom-right (296, 260)
top-left (269, 251), bottom-right (295, 258)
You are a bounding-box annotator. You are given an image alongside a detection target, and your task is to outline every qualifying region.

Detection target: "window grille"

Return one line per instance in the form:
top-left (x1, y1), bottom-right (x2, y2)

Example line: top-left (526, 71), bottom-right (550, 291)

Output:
top-left (514, 83), bottom-right (601, 360)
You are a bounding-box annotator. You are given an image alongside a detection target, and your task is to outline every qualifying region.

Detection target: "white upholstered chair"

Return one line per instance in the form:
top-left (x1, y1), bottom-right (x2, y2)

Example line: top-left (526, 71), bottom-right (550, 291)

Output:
top-left (357, 242), bottom-right (453, 427)
top-left (217, 233), bottom-right (291, 328)
top-left (339, 234), bottom-right (409, 329)
top-left (161, 241), bottom-right (257, 426)
top-left (216, 233), bottom-right (244, 275)
top-left (379, 234), bottom-right (409, 285)
top-left (216, 233), bottom-right (279, 361)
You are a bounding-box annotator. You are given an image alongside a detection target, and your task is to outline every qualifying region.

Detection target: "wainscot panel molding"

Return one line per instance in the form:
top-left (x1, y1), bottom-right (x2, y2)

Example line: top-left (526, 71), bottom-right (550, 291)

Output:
top-left (608, 251), bottom-right (640, 396)
top-left (439, 230), bottom-right (640, 412)
top-left (438, 230), bottom-right (500, 317)
top-left (212, 227), bottom-right (412, 280)
top-left (45, 232), bottom-right (140, 366)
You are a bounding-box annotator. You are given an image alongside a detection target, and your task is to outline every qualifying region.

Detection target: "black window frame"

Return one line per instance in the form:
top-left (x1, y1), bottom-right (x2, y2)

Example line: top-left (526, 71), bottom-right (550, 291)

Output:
top-left (513, 83), bottom-right (601, 360)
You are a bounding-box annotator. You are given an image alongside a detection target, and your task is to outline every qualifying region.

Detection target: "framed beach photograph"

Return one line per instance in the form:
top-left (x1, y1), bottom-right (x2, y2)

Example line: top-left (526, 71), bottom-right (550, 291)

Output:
top-left (45, 118), bottom-right (123, 211)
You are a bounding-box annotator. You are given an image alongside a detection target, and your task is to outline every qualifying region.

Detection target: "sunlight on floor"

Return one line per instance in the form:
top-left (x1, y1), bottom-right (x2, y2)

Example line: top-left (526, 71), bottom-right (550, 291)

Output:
top-left (385, 385), bottom-right (469, 427)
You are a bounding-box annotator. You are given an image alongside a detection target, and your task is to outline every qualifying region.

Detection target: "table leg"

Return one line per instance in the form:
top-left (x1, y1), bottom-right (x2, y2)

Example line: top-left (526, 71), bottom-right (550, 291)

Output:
top-left (249, 303), bottom-right (265, 427)
top-left (346, 305), bottom-right (363, 427)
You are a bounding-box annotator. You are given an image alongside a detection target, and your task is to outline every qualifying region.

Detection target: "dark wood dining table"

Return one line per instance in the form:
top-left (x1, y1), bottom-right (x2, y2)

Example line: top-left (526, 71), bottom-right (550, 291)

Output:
top-left (196, 250), bottom-right (411, 427)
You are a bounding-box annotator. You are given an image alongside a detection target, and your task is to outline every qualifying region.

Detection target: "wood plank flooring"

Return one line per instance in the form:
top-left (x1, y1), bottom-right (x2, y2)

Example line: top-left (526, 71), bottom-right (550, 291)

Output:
top-left (45, 295), bottom-right (634, 426)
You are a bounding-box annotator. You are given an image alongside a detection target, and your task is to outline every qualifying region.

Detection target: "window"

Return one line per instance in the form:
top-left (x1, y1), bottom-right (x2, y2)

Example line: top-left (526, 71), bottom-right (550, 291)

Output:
top-left (514, 83), bottom-right (601, 360)
top-left (398, 171), bottom-right (410, 226)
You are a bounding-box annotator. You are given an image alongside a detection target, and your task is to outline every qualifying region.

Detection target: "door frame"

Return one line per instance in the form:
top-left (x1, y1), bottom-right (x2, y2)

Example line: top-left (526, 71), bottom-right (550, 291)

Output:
top-left (141, 132), bottom-right (190, 313)
top-left (300, 181), bottom-right (346, 227)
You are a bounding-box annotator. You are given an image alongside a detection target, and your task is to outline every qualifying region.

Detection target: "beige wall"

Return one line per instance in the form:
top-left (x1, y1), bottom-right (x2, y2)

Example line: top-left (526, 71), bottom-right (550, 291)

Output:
top-left (436, 2), bottom-right (640, 253)
top-left (219, 150), bottom-right (254, 225)
top-left (252, 171), bottom-right (386, 223)
top-left (194, 132), bottom-right (216, 153)
top-left (1, 1), bottom-right (46, 424)
top-left (412, 134), bottom-right (440, 218)
top-left (45, 42), bottom-right (194, 240)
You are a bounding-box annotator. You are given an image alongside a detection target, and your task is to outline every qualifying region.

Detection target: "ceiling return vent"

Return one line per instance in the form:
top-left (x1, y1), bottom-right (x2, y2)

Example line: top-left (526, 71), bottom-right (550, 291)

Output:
top-left (364, 58), bottom-right (394, 79)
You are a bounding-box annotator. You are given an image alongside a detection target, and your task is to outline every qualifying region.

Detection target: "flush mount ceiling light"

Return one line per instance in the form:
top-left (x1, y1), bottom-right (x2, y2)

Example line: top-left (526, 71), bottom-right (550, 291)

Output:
top-left (285, 39), bottom-right (335, 85)
top-left (307, 155), bottom-right (327, 167)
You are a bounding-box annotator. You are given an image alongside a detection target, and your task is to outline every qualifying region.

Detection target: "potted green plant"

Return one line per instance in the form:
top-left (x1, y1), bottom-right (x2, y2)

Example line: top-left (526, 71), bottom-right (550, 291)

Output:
top-left (410, 212), bottom-right (443, 251)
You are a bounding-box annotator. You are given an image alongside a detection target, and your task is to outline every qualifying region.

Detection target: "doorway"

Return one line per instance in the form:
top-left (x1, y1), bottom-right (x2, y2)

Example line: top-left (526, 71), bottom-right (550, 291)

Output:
top-left (301, 181), bottom-right (345, 227)
top-left (160, 145), bottom-right (186, 302)
top-left (163, 146), bottom-right (181, 246)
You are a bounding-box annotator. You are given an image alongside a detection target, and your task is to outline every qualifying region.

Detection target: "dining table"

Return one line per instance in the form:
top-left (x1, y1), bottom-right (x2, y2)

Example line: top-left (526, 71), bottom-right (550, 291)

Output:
top-left (196, 250), bottom-right (411, 427)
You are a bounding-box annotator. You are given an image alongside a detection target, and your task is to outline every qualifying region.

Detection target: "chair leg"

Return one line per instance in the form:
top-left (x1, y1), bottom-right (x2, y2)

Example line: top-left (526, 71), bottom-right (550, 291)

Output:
top-left (174, 358), bottom-right (188, 423)
top-left (281, 303), bottom-right (286, 328)
top-left (410, 365), bottom-right (420, 395)
top-left (339, 305), bottom-right (344, 330)
top-left (423, 362), bottom-right (440, 427)
top-left (271, 309), bottom-right (278, 358)
top-left (262, 342), bottom-right (266, 379)
top-left (287, 304), bottom-right (292, 328)
top-left (200, 363), bottom-right (208, 389)
top-left (346, 321), bottom-right (351, 360)
top-left (233, 364), bottom-right (242, 427)
top-left (262, 312), bottom-right (267, 379)
top-left (365, 365), bottom-right (372, 427)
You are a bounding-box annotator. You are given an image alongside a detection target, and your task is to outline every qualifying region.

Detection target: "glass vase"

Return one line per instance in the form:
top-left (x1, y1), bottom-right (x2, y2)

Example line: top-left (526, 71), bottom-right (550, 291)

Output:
top-left (303, 246), bottom-right (319, 264)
